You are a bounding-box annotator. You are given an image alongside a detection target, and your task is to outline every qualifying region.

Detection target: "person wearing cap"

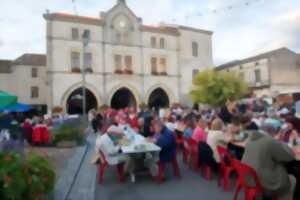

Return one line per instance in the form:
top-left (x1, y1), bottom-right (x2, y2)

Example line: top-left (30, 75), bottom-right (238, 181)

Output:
top-left (242, 123), bottom-right (296, 200)
top-left (95, 125), bottom-right (132, 173)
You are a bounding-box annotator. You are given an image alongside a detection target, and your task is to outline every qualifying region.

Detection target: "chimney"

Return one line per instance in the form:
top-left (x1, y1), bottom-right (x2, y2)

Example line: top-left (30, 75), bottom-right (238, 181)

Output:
top-left (118, 0), bottom-right (126, 4)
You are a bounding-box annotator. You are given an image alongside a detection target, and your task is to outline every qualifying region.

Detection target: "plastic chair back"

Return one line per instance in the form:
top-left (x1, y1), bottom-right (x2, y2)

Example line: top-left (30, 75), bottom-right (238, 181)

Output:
top-left (32, 127), bottom-right (42, 143)
top-left (217, 146), bottom-right (232, 168)
top-left (232, 159), bottom-right (263, 191)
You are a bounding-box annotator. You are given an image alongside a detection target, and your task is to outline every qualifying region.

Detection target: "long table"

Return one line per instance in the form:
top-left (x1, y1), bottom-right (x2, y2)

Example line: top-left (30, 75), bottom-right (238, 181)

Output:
top-left (121, 133), bottom-right (161, 154)
top-left (120, 130), bottom-right (161, 183)
top-left (120, 125), bottom-right (161, 154)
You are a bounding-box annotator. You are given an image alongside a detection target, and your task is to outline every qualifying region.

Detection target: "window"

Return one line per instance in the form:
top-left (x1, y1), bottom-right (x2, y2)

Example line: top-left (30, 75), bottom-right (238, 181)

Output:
top-left (239, 72), bottom-right (244, 80)
top-left (84, 53), bottom-right (92, 68)
top-left (71, 52), bottom-right (80, 69)
top-left (31, 68), bottom-right (38, 78)
top-left (192, 42), bottom-right (198, 57)
top-left (31, 86), bottom-right (39, 98)
top-left (160, 38), bottom-right (165, 49)
top-left (84, 29), bottom-right (91, 40)
top-left (193, 69), bottom-right (199, 81)
top-left (254, 69), bottom-right (261, 83)
top-left (72, 28), bottom-right (79, 40)
top-left (124, 55), bottom-right (132, 70)
top-left (151, 57), bottom-right (157, 73)
top-left (114, 54), bottom-right (122, 70)
top-left (116, 33), bottom-right (122, 43)
top-left (159, 58), bottom-right (167, 73)
top-left (151, 37), bottom-right (156, 48)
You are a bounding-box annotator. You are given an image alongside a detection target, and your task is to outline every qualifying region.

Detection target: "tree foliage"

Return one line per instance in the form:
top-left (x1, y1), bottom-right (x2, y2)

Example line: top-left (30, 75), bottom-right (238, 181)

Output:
top-left (191, 70), bottom-right (248, 106)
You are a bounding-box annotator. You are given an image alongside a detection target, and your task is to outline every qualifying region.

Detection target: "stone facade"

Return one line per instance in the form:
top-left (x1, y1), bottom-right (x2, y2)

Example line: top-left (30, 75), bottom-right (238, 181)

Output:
top-left (216, 47), bottom-right (300, 97)
top-left (0, 54), bottom-right (47, 112)
top-left (44, 0), bottom-right (213, 112)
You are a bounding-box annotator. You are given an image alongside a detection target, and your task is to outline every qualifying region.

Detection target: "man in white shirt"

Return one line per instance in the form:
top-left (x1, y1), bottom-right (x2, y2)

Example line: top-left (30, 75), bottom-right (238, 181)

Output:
top-left (95, 125), bottom-right (132, 173)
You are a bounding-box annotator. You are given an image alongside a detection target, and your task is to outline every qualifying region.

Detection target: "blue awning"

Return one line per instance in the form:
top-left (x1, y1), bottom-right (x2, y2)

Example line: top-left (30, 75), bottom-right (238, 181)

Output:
top-left (0, 103), bottom-right (32, 112)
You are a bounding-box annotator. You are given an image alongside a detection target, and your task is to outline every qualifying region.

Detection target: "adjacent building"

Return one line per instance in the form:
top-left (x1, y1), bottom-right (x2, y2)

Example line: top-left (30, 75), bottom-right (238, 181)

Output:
top-left (216, 47), bottom-right (300, 97)
top-left (0, 54), bottom-right (47, 113)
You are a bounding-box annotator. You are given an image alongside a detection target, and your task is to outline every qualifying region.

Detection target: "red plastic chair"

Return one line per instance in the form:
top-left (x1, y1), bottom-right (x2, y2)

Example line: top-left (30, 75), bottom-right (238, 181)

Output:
top-left (41, 126), bottom-right (49, 144)
top-left (97, 150), bottom-right (125, 184)
top-left (232, 159), bottom-right (276, 200)
top-left (197, 142), bottom-right (213, 180)
top-left (158, 158), bottom-right (181, 183)
top-left (217, 146), bottom-right (235, 191)
top-left (176, 136), bottom-right (184, 152)
top-left (188, 138), bottom-right (200, 171)
top-left (183, 138), bottom-right (191, 164)
top-left (32, 127), bottom-right (42, 144)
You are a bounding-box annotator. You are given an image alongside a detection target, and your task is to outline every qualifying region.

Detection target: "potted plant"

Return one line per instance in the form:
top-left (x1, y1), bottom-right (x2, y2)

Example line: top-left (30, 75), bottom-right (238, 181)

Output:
top-left (71, 67), bottom-right (81, 73)
top-left (114, 69), bottom-right (123, 74)
top-left (85, 68), bottom-right (93, 73)
top-left (160, 71), bottom-right (168, 76)
top-left (53, 124), bottom-right (85, 147)
top-left (98, 104), bottom-right (109, 113)
top-left (152, 71), bottom-right (159, 76)
top-left (0, 152), bottom-right (55, 200)
top-left (52, 106), bottom-right (63, 114)
top-left (139, 102), bottom-right (148, 112)
top-left (124, 69), bottom-right (133, 75)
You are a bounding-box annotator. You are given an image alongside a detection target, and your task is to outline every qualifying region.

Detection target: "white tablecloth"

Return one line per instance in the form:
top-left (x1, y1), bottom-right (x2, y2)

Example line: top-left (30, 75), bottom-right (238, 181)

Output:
top-left (121, 133), bottom-right (161, 154)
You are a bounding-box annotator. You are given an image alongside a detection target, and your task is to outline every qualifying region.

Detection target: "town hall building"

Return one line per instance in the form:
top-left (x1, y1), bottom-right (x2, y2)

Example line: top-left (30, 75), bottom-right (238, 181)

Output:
top-left (43, 0), bottom-right (213, 113)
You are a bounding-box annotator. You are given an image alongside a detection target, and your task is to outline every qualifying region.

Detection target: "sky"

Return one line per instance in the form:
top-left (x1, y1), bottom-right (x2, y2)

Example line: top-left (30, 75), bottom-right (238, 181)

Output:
top-left (0, 0), bottom-right (299, 65)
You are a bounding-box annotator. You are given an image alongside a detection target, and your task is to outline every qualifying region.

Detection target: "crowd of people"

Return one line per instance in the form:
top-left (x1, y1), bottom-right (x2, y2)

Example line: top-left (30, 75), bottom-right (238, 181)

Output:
top-left (91, 98), bottom-right (300, 200)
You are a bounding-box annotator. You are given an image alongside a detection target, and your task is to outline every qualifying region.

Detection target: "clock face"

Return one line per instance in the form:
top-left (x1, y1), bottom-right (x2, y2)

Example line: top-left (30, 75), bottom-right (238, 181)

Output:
top-left (114, 15), bottom-right (130, 32)
top-left (119, 20), bottom-right (126, 28)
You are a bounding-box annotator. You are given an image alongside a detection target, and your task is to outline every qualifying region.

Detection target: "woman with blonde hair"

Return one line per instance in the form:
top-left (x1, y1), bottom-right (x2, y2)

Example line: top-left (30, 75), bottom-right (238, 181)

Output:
top-left (207, 118), bottom-right (227, 163)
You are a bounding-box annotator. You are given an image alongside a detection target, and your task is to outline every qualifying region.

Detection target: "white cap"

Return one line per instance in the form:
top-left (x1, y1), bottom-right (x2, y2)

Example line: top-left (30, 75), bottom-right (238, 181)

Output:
top-left (107, 125), bottom-right (123, 134)
top-left (277, 108), bottom-right (289, 116)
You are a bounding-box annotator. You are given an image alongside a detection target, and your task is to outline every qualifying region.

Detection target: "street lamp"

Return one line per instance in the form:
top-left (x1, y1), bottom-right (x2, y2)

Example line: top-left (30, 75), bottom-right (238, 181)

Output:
top-left (81, 30), bottom-right (90, 118)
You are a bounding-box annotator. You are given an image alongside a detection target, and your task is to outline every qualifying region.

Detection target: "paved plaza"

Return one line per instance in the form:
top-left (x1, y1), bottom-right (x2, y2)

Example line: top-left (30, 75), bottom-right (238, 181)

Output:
top-left (94, 154), bottom-right (238, 200)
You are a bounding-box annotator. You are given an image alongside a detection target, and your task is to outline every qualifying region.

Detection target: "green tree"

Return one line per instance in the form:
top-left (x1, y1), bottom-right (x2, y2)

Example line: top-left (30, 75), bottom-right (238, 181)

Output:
top-left (191, 69), bottom-right (248, 106)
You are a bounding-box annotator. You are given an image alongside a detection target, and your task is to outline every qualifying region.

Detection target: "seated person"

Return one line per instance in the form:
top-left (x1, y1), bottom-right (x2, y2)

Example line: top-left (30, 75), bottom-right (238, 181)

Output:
top-left (207, 118), bottom-right (227, 163)
top-left (95, 125), bottom-right (132, 173)
top-left (138, 116), bottom-right (154, 137)
top-left (226, 117), bottom-right (245, 160)
top-left (192, 117), bottom-right (208, 143)
top-left (281, 116), bottom-right (300, 145)
top-left (183, 119), bottom-right (195, 139)
top-left (148, 120), bottom-right (177, 163)
top-left (242, 123), bottom-right (296, 200)
top-left (240, 113), bottom-right (259, 131)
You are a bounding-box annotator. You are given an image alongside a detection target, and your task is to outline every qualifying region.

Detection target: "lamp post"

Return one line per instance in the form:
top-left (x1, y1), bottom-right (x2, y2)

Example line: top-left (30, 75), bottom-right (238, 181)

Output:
top-left (81, 30), bottom-right (90, 118)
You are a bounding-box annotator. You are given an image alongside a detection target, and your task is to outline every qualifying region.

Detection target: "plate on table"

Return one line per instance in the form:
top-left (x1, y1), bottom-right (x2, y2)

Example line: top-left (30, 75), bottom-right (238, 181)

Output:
top-left (119, 138), bottom-right (130, 146)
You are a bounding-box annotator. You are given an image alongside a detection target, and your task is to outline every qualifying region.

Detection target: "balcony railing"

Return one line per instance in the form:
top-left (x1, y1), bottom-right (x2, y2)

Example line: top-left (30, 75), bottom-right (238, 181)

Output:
top-left (71, 67), bottom-right (93, 73)
top-left (152, 71), bottom-right (168, 76)
top-left (114, 69), bottom-right (133, 75)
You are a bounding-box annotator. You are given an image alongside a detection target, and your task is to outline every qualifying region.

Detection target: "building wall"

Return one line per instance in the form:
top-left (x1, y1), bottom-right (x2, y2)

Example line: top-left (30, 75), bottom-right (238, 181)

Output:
top-left (179, 29), bottom-right (213, 104)
top-left (45, 1), bottom-right (213, 111)
top-left (269, 49), bottom-right (300, 93)
top-left (0, 65), bottom-right (47, 105)
top-left (217, 49), bottom-right (300, 97)
top-left (0, 74), bottom-right (11, 93)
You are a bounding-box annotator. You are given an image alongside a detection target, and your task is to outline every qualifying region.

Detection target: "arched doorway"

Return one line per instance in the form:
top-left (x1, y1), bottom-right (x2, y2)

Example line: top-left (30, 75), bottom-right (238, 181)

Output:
top-left (66, 88), bottom-right (98, 114)
top-left (111, 87), bottom-right (137, 109)
top-left (148, 88), bottom-right (170, 109)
